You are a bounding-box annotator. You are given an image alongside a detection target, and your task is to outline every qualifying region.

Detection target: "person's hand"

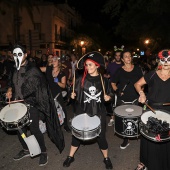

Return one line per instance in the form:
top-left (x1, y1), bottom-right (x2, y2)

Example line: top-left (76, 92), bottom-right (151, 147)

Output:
top-left (138, 91), bottom-right (146, 103)
top-left (104, 95), bottom-right (111, 101)
top-left (115, 89), bottom-right (123, 97)
top-left (6, 88), bottom-right (12, 99)
top-left (71, 92), bottom-right (76, 99)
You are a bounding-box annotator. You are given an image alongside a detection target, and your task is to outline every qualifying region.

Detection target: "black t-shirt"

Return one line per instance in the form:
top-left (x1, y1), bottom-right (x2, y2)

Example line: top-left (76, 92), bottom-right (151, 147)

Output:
top-left (112, 65), bottom-right (143, 102)
top-left (46, 66), bottom-right (66, 98)
top-left (144, 71), bottom-right (170, 104)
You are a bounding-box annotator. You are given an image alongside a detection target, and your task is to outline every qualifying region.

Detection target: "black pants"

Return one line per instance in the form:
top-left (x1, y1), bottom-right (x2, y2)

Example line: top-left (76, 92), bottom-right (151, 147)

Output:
top-left (17, 106), bottom-right (46, 152)
top-left (57, 93), bottom-right (68, 127)
top-left (71, 113), bottom-right (108, 150)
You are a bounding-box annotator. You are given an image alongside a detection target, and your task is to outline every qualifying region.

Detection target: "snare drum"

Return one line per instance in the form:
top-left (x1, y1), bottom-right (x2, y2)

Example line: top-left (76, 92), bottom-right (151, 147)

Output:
top-left (114, 105), bottom-right (142, 137)
top-left (71, 113), bottom-right (101, 140)
top-left (0, 103), bottom-right (30, 130)
top-left (140, 110), bottom-right (170, 142)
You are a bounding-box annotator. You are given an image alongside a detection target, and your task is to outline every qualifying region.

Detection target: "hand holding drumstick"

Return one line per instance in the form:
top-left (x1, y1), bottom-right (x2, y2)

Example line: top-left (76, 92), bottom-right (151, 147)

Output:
top-left (6, 88), bottom-right (12, 107)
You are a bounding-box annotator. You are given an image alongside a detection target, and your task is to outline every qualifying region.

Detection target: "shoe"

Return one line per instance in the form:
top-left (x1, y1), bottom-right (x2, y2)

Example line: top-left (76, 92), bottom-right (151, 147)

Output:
top-left (64, 126), bottom-right (71, 133)
top-left (108, 119), bottom-right (114, 126)
top-left (13, 150), bottom-right (30, 161)
top-left (135, 162), bottom-right (147, 170)
top-left (39, 153), bottom-right (48, 166)
top-left (63, 156), bottom-right (75, 167)
top-left (120, 138), bottom-right (130, 149)
top-left (103, 157), bottom-right (113, 169)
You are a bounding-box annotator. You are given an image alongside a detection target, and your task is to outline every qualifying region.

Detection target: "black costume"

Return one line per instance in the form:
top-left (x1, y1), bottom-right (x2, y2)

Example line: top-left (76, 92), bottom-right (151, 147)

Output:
top-left (9, 61), bottom-right (64, 153)
top-left (45, 66), bottom-right (69, 128)
top-left (112, 65), bottom-right (143, 105)
top-left (140, 71), bottom-right (170, 170)
top-left (71, 74), bottom-right (114, 149)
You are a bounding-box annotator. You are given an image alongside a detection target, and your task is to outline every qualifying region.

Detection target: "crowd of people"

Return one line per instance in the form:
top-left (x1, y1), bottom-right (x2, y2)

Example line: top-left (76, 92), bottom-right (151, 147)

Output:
top-left (0, 44), bottom-right (170, 170)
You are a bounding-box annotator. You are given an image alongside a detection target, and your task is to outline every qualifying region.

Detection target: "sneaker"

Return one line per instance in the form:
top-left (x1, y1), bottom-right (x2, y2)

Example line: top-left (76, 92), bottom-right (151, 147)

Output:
top-left (63, 156), bottom-right (75, 167)
top-left (108, 119), bottom-right (114, 126)
top-left (13, 150), bottom-right (30, 161)
top-left (39, 153), bottom-right (48, 166)
top-left (103, 157), bottom-right (113, 169)
top-left (64, 126), bottom-right (71, 133)
top-left (120, 138), bottom-right (130, 149)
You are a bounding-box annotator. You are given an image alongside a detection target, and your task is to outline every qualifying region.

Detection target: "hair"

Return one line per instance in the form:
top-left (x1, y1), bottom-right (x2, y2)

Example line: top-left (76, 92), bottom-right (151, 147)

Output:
top-left (13, 44), bottom-right (26, 53)
top-left (121, 49), bottom-right (132, 59)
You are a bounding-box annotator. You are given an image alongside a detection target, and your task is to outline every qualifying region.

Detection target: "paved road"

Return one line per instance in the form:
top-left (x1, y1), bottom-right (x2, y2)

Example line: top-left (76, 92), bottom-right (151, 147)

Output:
top-left (0, 105), bottom-right (140, 170)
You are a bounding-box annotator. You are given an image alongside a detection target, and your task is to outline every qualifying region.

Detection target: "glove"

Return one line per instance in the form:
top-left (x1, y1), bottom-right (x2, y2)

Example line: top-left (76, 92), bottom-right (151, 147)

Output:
top-left (54, 77), bottom-right (59, 83)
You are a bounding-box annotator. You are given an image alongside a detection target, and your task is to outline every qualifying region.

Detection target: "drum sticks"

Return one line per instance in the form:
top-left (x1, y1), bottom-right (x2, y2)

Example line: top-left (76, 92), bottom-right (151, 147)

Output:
top-left (144, 102), bottom-right (156, 114)
top-left (6, 100), bottom-right (24, 104)
top-left (100, 74), bottom-right (106, 96)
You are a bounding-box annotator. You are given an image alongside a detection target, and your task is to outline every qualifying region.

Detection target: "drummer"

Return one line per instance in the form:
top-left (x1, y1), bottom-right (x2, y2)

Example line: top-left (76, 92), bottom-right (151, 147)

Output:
top-left (63, 51), bottom-right (114, 169)
top-left (111, 49), bottom-right (143, 149)
top-left (5, 44), bottom-right (64, 166)
top-left (134, 49), bottom-right (170, 170)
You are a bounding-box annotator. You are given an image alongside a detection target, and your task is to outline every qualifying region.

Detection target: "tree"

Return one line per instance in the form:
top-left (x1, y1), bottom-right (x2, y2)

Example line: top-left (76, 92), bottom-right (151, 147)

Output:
top-left (103, 0), bottom-right (170, 50)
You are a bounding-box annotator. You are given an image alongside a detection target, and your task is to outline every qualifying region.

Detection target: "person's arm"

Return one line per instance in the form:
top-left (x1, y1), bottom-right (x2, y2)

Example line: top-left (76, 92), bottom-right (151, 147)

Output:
top-left (40, 67), bottom-right (46, 72)
top-left (57, 76), bottom-right (66, 89)
top-left (134, 77), bottom-right (146, 103)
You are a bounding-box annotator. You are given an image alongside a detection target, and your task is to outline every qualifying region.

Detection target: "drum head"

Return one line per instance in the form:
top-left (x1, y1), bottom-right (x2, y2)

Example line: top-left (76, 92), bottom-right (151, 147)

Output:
top-left (141, 110), bottom-right (170, 124)
top-left (114, 105), bottom-right (142, 117)
top-left (0, 103), bottom-right (27, 122)
top-left (71, 113), bottom-right (100, 131)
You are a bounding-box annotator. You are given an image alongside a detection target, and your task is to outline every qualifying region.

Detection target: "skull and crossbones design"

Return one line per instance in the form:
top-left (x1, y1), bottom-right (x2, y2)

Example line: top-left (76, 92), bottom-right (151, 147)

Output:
top-left (122, 119), bottom-right (138, 136)
top-left (84, 86), bottom-right (101, 103)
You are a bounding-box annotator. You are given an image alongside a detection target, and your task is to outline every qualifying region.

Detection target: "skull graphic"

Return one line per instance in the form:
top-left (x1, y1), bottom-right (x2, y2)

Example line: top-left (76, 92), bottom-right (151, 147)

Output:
top-left (89, 86), bottom-right (96, 96)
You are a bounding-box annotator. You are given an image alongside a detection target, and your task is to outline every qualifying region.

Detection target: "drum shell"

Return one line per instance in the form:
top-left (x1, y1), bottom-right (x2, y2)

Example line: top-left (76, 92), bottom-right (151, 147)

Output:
top-left (72, 125), bottom-right (101, 140)
top-left (140, 109), bottom-right (170, 142)
top-left (114, 114), bottom-right (140, 137)
top-left (114, 105), bottom-right (142, 138)
top-left (71, 113), bottom-right (101, 141)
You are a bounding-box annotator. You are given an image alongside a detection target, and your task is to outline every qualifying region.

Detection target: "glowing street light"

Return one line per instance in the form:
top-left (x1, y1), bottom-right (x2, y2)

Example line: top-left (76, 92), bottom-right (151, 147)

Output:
top-left (144, 39), bottom-right (150, 44)
top-left (80, 41), bottom-right (84, 46)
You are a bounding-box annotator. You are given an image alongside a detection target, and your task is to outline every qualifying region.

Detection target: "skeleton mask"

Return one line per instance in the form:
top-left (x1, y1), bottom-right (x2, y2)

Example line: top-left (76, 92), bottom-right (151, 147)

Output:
top-left (89, 86), bottom-right (96, 96)
top-left (13, 47), bottom-right (24, 70)
top-left (160, 56), bottom-right (170, 65)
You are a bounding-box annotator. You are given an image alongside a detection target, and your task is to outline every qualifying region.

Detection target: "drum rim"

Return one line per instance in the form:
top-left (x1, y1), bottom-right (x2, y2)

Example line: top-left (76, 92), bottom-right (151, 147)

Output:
top-left (71, 124), bottom-right (101, 132)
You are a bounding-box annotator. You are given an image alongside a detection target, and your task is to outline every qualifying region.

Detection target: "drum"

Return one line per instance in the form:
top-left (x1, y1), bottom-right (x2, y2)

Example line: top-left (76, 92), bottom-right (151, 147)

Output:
top-left (0, 103), bottom-right (30, 130)
top-left (71, 113), bottom-right (101, 140)
top-left (140, 110), bottom-right (170, 142)
top-left (114, 105), bottom-right (142, 137)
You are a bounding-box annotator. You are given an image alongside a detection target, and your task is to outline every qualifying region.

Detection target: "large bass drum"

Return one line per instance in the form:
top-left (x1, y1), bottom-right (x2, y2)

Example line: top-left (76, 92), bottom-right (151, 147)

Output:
top-left (114, 105), bottom-right (142, 137)
top-left (71, 113), bottom-right (101, 141)
top-left (140, 110), bottom-right (170, 142)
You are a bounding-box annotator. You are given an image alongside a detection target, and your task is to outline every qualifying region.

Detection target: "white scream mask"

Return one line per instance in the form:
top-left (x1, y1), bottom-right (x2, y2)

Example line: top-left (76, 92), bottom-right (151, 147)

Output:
top-left (160, 56), bottom-right (170, 65)
top-left (13, 47), bottom-right (24, 70)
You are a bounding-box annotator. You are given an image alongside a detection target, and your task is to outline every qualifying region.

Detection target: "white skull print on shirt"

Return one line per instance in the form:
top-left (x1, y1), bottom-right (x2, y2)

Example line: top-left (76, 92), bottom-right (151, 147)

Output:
top-left (84, 86), bottom-right (102, 103)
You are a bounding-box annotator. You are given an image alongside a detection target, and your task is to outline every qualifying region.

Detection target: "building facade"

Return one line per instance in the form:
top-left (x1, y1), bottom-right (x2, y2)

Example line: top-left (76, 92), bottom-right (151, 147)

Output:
top-left (0, 1), bottom-right (82, 58)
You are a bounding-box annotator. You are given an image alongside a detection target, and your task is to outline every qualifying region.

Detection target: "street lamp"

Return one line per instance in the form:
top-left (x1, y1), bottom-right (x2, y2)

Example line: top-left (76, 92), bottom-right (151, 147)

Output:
top-left (80, 41), bottom-right (86, 55)
top-left (144, 39), bottom-right (150, 45)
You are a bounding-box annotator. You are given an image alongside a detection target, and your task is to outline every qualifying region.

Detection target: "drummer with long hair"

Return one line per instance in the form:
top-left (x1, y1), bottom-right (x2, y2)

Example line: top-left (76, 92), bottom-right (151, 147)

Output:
top-left (134, 49), bottom-right (170, 170)
top-left (63, 52), bottom-right (114, 169)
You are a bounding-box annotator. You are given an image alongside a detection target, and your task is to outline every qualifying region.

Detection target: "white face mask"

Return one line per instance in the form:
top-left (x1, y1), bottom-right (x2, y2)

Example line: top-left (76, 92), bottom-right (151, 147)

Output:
top-left (13, 47), bottom-right (24, 70)
top-left (160, 56), bottom-right (170, 65)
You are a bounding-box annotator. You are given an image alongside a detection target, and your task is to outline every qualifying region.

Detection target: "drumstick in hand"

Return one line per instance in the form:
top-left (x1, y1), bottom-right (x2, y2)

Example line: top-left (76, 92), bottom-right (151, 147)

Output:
top-left (144, 102), bottom-right (156, 114)
top-left (9, 98), bottom-right (10, 107)
top-left (100, 74), bottom-right (106, 96)
top-left (72, 71), bottom-right (75, 93)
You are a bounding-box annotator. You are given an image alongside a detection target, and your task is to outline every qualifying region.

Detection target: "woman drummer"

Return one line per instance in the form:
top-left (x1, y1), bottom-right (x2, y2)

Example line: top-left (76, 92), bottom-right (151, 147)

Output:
top-left (63, 51), bottom-right (114, 169)
top-left (134, 49), bottom-right (170, 170)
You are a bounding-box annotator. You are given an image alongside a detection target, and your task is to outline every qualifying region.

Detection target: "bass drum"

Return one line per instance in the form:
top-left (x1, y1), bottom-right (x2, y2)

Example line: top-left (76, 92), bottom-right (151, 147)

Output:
top-left (114, 105), bottom-right (143, 138)
top-left (71, 113), bottom-right (101, 141)
top-left (140, 110), bottom-right (170, 142)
